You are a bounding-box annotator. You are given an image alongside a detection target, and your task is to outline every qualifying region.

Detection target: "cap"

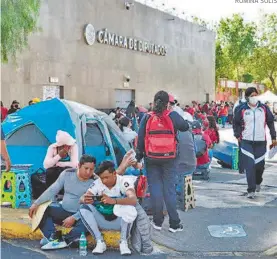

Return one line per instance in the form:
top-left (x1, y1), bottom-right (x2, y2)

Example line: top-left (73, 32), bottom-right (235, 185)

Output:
top-left (32, 97), bottom-right (41, 103)
top-left (191, 121), bottom-right (201, 130)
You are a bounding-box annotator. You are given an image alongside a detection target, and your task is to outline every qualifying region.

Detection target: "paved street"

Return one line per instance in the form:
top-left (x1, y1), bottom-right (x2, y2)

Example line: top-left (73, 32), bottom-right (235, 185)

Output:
top-left (151, 163), bottom-right (277, 254)
top-left (2, 240), bottom-right (276, 259)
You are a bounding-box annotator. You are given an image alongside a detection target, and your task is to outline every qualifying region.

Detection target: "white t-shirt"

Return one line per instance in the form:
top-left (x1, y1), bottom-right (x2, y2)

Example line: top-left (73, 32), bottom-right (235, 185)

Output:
top-left (88, 175), bottom-right (135, 197)
top-left (173, 106), bottom-right (193, 122)
top-left (122, 127), bottom-right (137, 143)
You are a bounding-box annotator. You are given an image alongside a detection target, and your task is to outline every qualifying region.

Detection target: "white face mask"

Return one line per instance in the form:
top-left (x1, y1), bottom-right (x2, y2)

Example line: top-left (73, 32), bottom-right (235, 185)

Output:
top-left (248, 96), bottom-right (258, 106)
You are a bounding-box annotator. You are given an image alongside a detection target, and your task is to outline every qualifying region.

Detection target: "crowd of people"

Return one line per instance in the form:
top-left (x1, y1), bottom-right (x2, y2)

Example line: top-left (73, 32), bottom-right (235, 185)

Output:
top-left (1, 97), bottom-right (46, 122)
top-left (1, 87), bottom-right (276, 255)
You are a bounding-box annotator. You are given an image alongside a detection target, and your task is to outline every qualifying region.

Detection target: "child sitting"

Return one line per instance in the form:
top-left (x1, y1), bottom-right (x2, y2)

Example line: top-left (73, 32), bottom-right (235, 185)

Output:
top-left (192, 121), bottom-right (212, 179)
top-left (204, 116), bottom-right (220, 163)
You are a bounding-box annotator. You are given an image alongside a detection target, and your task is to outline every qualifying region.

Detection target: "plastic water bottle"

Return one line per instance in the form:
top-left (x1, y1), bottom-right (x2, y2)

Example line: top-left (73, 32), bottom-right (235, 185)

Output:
top-left (79, 232), bottom-right (87, 256)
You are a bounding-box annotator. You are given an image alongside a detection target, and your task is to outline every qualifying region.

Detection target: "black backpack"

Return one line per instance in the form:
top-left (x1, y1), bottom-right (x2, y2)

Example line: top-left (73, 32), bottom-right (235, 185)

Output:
top-left (193, 134), bottom-right (207, 158)
top-left (31, 168), bottom-right (46, 199)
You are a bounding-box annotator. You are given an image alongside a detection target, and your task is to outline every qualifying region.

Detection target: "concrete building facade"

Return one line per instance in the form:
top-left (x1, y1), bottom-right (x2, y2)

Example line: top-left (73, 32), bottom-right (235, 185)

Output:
top-left (1, 0), bottom-right (215, 109)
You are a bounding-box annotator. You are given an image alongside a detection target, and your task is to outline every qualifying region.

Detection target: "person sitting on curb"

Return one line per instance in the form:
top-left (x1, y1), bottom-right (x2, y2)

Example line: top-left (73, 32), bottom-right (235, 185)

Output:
top-left (43, 130), bottom-right (78, 192)
top-left (29, 151), bottom-right (137, 250)
top-left (79, 161), bottom-right (138, 256)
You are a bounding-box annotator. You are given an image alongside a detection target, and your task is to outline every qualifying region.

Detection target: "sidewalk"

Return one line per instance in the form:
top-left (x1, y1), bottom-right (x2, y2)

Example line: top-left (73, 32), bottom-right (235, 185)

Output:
top-left (1, 208), bottom-right (120, 247)
top-left (1, 164), bottom-right (277, 255)
top-left (151, 163), bottom-right (277, 256)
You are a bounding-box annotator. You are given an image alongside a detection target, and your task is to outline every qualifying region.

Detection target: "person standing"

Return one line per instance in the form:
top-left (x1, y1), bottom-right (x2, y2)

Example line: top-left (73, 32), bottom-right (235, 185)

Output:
top-left (1, 126), bottom-right (11, 171)
top-left (233, 87), bottom-right (277, 199)
top-left (1, 101), bottom-right (8, 122)
top-left (227, 103), bottom-right (234, 124)
top-left (217, 103), bottom-right (228, 128)
top-left (8, 100), bottom-right (20, 114)
top-left (136, 90), bottom-right (189, 233)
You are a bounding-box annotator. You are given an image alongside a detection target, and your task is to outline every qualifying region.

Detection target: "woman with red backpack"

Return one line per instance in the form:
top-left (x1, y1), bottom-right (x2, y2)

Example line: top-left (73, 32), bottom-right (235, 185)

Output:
top-left (136, 91), bottom-right (189, 233)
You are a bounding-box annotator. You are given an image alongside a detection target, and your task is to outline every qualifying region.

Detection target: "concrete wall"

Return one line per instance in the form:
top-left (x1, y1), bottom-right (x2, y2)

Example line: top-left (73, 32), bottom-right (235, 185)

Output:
top-left (1, 0), bottom-right (215, 109)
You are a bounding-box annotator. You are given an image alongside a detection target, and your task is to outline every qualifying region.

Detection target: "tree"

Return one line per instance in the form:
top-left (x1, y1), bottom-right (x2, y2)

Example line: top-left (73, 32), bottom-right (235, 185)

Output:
top-left (248, 14), bottom-right (277, 93)
top-left (217, 14), bottom-right (256, 81)
top-left (215, 41), bottom-right (234, 82)
top-left (242, 73), bottom-right (253, 83)
top-left (1, 0), bottom-right (41, 63)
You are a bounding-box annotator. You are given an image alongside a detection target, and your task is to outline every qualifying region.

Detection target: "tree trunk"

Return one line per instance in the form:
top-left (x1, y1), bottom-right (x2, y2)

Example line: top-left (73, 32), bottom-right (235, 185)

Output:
top-left (269, 75), bottom-right (277, 93)
top-left (236, 67), bottom-right (240, 81)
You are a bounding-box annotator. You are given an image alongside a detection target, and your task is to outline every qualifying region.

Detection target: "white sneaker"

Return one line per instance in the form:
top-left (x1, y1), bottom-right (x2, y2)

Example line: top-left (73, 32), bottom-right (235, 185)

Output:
top-left (92, 240), bottom-right (106, 254)
top-left (40, 237), bottom-right (49, 246)
top-left (256, 185), bottom-right (261, 192)
top-left (120, 240), bottom-right (132, 255)
top-left (169, 224), bottom-right (184, 233)
top-left (151, 221), bottom-right (162, 231)
top-left (247, 192), bottom-right (255, 199)
top-left (41, 240), bottom-right (67, 250)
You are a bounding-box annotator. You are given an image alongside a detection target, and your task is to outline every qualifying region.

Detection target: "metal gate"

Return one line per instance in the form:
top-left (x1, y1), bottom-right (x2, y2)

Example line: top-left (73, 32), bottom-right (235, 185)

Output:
top-left (115, 89), bottom-right (134, 108)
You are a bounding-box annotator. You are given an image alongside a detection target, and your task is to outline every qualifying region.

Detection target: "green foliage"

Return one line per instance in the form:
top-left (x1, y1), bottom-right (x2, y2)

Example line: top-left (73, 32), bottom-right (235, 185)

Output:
top-left (215, 41), bottom-right (234, 82)
top-left (242, 73), bottom-right (253, 83)
top-left (217, 14), bottom-right (256, 80)
top-left (215, 13), bottom-right (277, 93)
top-left (1, 0), bottom-right (41, 63)
top-left (248, 13), bottom-right (277, 93)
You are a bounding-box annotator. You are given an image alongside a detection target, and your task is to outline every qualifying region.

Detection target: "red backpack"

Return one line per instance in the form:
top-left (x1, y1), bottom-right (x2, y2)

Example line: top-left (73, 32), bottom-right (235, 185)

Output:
top-left (145, 110), bottom-right (177, 160)
top-left (135, 170), bottom-right (148, 199)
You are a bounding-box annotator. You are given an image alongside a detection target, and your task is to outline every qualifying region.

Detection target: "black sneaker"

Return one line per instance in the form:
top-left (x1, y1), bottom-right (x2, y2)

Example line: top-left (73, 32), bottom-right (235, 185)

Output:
top-left (169, 224), bottom-right (183, 233)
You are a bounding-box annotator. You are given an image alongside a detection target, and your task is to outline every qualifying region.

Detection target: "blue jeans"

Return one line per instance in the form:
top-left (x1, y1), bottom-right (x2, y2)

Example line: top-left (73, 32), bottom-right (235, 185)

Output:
top-left (39, 203), bottom-right (87, 243)
top-left (197, 163), bottom-right (210, 169)
top-left (145, 161), bottom-right (180, 228)
top-left (220, 116), bottom-right (227, 127)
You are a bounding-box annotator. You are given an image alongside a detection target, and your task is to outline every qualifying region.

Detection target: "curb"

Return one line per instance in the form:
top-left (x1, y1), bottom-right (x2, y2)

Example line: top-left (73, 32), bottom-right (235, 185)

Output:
top-left (1, 221), bottom-right (121, 248)
top-left (263, 245), bottom-right (277, 257)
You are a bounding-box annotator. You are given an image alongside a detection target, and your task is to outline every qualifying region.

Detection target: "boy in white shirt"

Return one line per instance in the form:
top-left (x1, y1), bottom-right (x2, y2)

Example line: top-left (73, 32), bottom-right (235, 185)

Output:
top-left (80, 161), bottom-right (137, 255)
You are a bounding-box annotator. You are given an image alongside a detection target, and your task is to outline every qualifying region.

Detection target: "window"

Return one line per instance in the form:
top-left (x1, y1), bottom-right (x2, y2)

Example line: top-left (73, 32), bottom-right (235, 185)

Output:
top-left (6, 124), bottom-right (50, 146)
top-left (84, 123), bottom-right (104, 146)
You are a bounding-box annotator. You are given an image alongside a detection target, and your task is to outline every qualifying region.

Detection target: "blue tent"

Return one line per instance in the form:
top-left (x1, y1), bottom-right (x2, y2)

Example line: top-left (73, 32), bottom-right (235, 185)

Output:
top-left (2, 99), bottom-right (131, 173)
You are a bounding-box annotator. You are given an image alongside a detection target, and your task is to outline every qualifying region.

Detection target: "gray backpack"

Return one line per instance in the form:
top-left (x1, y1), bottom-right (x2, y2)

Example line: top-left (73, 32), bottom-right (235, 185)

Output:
top-left (193, 134), bottom-right (207, 158)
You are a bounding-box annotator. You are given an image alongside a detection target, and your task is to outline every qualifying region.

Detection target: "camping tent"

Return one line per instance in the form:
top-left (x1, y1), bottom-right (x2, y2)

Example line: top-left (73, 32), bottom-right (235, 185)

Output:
top-left (2, 99), bottom-right (131, 173)
top-left (258, 91), bottom-right (277, 103)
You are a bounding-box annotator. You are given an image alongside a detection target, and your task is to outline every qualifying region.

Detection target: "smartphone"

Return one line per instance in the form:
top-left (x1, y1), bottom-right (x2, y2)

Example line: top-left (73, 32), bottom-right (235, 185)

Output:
top-left (92, 195), bottom-right (103, 202)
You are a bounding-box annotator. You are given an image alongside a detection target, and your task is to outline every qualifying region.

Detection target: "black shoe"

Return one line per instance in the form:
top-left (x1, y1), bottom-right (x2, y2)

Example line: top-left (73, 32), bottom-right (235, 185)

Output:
top-left (169, 224), bottom-right (183, 233)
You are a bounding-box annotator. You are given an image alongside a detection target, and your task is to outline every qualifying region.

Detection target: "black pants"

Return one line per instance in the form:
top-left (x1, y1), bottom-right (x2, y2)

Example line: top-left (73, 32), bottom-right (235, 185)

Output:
top-left (228, 115), bottom-right (233, 124)
top-left (238, 142), bottom-right (243, 174)
top-left (46, 166), bottom-right (70, 194)
top-left (240, 140), bottom-right (266, 192)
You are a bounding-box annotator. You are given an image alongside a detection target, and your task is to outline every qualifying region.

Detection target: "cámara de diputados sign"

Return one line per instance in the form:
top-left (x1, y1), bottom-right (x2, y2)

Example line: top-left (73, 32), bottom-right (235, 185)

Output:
top-left (84, 24), bottom-right (166, 56)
